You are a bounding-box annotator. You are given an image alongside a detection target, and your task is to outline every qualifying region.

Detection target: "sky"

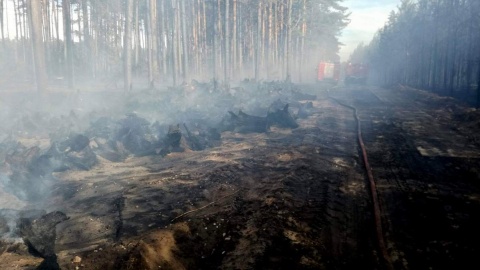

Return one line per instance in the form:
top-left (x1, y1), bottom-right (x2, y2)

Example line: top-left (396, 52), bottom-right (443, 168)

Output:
top-left (339, 0), bottom-right (401, 61)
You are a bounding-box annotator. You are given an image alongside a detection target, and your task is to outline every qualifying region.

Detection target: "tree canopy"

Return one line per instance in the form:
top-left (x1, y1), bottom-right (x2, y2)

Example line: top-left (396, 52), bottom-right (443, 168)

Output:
top-left (0, 0), bottom-right (349, 91)
top-left (359, 0), bottom-right (480, 106)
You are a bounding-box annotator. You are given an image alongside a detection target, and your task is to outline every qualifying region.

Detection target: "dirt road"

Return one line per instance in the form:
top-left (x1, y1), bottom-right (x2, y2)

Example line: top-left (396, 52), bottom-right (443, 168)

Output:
top-left (1, 85), bottom-right (479, 269)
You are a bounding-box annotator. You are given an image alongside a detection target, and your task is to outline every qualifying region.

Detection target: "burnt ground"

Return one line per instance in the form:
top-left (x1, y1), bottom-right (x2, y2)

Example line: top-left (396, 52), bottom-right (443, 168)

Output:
top-left (1, 84), bottom-right (480, 269)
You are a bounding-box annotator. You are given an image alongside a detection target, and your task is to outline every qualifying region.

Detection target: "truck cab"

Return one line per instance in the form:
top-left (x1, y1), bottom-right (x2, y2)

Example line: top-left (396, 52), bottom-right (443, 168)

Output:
top-left (345, 63), bottom-right (368, 85)
top-left (317, 61), bottom-right (341, 84)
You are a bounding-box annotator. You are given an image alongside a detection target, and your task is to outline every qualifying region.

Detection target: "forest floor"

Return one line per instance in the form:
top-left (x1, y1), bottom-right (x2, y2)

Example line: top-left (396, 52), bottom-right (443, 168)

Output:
top-left (1, 84), bottom-right (480, 269)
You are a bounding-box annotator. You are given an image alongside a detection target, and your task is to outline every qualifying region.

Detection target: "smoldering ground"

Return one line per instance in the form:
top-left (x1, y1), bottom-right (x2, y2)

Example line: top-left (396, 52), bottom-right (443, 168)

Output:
top-left (0, 80), bottom-right (315, 245)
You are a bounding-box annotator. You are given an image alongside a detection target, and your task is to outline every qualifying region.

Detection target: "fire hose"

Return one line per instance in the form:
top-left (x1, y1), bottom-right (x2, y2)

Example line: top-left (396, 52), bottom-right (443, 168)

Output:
top-left (330, 97), bottom-right (393, 269)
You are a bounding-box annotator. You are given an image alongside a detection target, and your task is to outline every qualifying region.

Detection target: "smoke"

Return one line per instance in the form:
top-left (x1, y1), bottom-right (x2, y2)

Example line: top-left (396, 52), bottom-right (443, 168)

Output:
top-left (0, 77), bottom-right (312, 245)
top-left (0, 175), bottom-right (27, 210)
top-left (0, 174), bottom-right (27, 241)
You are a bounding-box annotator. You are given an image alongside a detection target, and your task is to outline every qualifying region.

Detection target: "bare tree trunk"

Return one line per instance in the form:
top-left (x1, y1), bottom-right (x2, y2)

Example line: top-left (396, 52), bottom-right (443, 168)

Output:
top-left (299, 0), bottom-right (306, 83)
top-left (286, 0), bottom-right (292, 81)
top-left (237, 2), bottom-right (243, 78)
top-left (212, 0), bottom-right (217, 83)
top-left (124, 0), bottom-right (133, 92)
top-left (202, 0), bottom-right (207, 78)
top-left (14, 0), bottom-right (19, 40)
top-left (273, 3), bottom-right (278, 68)
top-left (22, 0), bottom-right (28, 66)
top-left (4, 0), bottom-right (9, 40)
top-left (261, 4), bottom-right (266, 78)
top-left (63, 0), bottom-right (74, 88)
top-left (280, 2), bottom-right (284, 78)
top-left (133, 0), bottom-right (139, 75)
top-left (161, 0), bottom-right (167, 77)
top-left (175, 0), bottom-right (182, 82)
top-left (82, 0), bottom-right (93, 78)
top-left (54, 0), bottom-right (59, 40)
top-left (232, 0), bottom-right (237, 80)
top-left (147, 0), bottom-right (156, 88)
top-left (90, 3), bottom-right (98, 78)
top-left (216, 0), bottom-right (222, 78)
top-left (28, 0), bottom-right (48, 92)
top-left (465, 10), bottom-right (473, 93)
top-left (43, 0), bottom-right (51, 74)
top-left (181, 0), bottom-right (188, 82)
top-left (267, 2), bottom-right (273, 79)
top-left (224, 0), bottom-right (229, 86)
top-left (190, 0), bottom-right (198, 77)
top-left (171, 0), bottom-right (178, 86)
top-left (1, 0), bottom-right (4, 44)
top-left (237, 1), bottom-right (244, 78)
top-left (255, 0), bottom-right (262, 81)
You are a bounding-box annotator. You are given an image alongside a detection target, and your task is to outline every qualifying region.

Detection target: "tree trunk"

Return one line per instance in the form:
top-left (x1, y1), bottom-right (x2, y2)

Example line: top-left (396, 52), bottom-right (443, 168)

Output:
top-left (212, 0), bottom-right (217, 83)
top-left (237, 2), bottom-right (243, 77)
top-left (171, 0), bottom-right (177, 86)
top-left (194, 0), bottom-right (201, 77)
top-left (181, 0), bottom-right (188, 82)
top-left (255, 0), bottom-right (262, 81)
top-left (267, 2), bottom-right (273, 79)
top-left (299, 0), bottom-right (306, 82)
top-left (147, 0), bottom-right (156, 88)
top-left (1, 0), bottom-right (4, 43)
top-left (160, 0), bottom-right (167, 77)
top-left (232, 0), bottom-right (237, 80)
top-left (124, 0), bottom-right (134, 92)
top-left (273, 3), bottom-right (278, 68)
top-left (76, 2), bottom-right (82, 44)
top-left (175, 0), bottom-right (182, 82)
top-left (54, 0), bottom-right (59, 41)
top-left (286, 0), bottom-right (292, 81)
top-left (14, 0), bottom-right (19, 41)
top-left (224, 0), bottom-right (229, 86)
top-left (28, 0), bottom-right (48, 92)
top-left (261, 4), bottom-right (267, 77)
top-left (43, 0), bottom-right (51, 75)
top-left (4, 0), bottom-right (9, 40)
top-left (63, 0), bottom-right (74, 88)
top-left (202, 0), bottom-right (207, 78)
top-left (280, 3), bottom-right (285, 78)
top-left (465, 11), bottom-right (473, 93)
top-left (82, 0), bottom-right (93, 78)
top-left (133, 0), bottom-right (139, 75)
top-left (22, 0), bottom-right (28, 64)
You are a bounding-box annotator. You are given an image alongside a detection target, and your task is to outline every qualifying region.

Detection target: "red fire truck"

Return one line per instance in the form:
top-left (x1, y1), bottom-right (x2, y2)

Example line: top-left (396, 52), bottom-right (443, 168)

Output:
top-left (345, 63), bottom-right (368, 85)
top-left (317, 62), bottom-right (341, 84)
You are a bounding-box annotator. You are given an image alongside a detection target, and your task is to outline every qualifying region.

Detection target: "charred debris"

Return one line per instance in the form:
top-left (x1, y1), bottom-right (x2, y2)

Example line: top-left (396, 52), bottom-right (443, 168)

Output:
top-left (0, 80), bottom-right (317, 267)
top-left (0, 81), bottom-right (316, 203)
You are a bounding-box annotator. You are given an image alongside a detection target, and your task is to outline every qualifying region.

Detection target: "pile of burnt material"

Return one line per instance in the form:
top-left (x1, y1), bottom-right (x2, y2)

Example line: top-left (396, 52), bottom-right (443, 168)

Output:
top-left (86, 99), bottom-right (302, 160)
top-left (218, 101), bottom-right (299, 134)
top-left (0, 209), bottom-right (46, 238)
top-left (0, 134), bottom-right (97, 201)
top-left (0, 209), bottom-right (69, 270)
top-left (295, 101), bottom-right (315, 119)
top-left (86, 113), bottom-right (222, 161)
top-left (0, 82), bottom-right (317, 181)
